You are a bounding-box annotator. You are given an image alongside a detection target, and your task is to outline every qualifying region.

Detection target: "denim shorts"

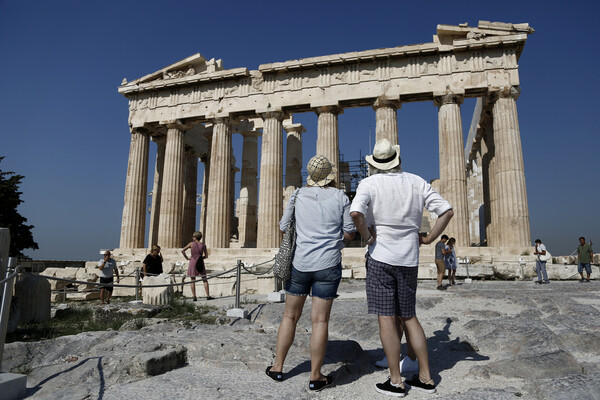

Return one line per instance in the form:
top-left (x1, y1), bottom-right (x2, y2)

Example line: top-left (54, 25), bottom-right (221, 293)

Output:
top-left (285, 263), bottom-right (342, 300)
top-left (578, 263), bottom-right (592, 274)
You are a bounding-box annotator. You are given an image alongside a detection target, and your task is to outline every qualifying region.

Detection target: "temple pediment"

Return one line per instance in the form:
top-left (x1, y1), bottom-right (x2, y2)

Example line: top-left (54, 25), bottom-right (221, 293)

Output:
top-left (121, 53), bottom-right (225, 86)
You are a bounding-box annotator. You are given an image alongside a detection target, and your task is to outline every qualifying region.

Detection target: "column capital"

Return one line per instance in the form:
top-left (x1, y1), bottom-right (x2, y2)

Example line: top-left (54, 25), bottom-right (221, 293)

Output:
top-left (283, 123), bottom-right (306, 135)
top-left (130, 126), bottom-right (150, 135)
top-left (494, 85), bottom-right (521, 101)
top-left (213, 116), bottom-right (236, 126)
top-left (433, 93), bottom-right (464, 107)
top-left (372, 97), bottom-right (401, 110)
top-left (314, 105), bottom-right (342, 115)
top-left (259, 111), bottom-right (286, 121)
top-left (160, 119), bottom-right (190, 131)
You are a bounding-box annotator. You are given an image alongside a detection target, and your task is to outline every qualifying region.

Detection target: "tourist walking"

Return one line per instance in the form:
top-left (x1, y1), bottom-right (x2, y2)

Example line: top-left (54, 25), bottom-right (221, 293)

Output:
top-left (533, 239), bottom-right (550, 284)
top-left (443, 237), bottom-right (457, 285)
top-left (435, 235), bottom-right (449, 290)
top-left (266, 155), bottom-right (355, 392)
top-left (577, 236), bottom-right (594, 282)
top-left (182, 231), bottom-right (212, 301)
top-left (97, 250), bottom-right (119, 304)
top-left (142, 245), bottom-right (163, 278)
top-left (350, 139), bottom-right (453, 397)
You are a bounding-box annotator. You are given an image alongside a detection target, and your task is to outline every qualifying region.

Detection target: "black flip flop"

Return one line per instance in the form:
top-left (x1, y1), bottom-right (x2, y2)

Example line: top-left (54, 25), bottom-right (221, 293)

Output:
top-left (309, 375), bottom-right (333, 391)
top-left (265, 366), bottom-right (283, 381)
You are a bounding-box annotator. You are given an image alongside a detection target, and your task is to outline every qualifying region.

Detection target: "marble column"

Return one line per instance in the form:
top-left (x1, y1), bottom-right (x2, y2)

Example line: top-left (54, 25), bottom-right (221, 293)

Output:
top-left (257, 112), bottom-right (285, 248)
top-left (466, 150), bottom-right (484, 246)
top-left (238, 132), bottom-right (259, 247)
top-left (316, 106), bottom-right (341, 185)
top-left (373, 98), bottom-right (401, 146)
top-left (205, 118), bottom-right (232, 248)
top-left (119, 127), bottom-right (149, 249)
top-left (157, 121), bottom-right (187, 248)
top-left (285, 124), bottom-right (305, 190)
top-left (481, 130), bottom-right (497, 246)
top-left (491, 86), bottom-right (531, 247)
top-left (199, 133), bottom-right (212, 237)
top-left (230, 150), bottom-right (239, 242)
top-left (148, 136), bottom-right (165, 247)
top-left (182, 147), bottom-right (198, 243)
top-left (435, 94), bottom-right (470, 247)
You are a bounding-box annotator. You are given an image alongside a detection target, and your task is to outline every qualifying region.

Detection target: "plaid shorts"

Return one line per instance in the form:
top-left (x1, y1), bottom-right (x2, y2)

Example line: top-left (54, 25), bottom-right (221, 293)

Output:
top-left (366, 253), bottom-right (418, 318)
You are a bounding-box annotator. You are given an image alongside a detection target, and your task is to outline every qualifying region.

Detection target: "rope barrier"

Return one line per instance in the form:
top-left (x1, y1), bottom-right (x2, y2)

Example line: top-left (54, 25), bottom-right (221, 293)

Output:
top-left (20, 259), bottom-right (279, 290)
top-left (0, 267), bottom-right (20, 286)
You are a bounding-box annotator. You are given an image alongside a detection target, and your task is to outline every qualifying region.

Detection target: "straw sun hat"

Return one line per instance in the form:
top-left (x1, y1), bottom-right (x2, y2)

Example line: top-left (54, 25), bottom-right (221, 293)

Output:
top-left (306, 155), bottom-right (336, 187)
top-left (365, 139), bottom-right (400, 170)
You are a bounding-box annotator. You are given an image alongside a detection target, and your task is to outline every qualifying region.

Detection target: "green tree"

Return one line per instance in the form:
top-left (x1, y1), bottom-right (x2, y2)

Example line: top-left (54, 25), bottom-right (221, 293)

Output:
top-left (0, 157), bottom-right (38, 258)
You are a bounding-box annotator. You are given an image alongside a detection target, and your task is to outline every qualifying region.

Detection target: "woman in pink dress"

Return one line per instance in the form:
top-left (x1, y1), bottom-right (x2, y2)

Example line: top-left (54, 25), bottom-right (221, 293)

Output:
top-left (181, 231), bottom-right (212, 301)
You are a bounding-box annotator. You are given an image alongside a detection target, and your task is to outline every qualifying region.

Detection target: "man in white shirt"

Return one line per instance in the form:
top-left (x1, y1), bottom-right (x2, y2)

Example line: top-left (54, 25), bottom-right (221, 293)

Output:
top-left (350, 139), bottom-right (453, 396)
top-left (98, 250), bottom-right (120, 304)
top-left (533, 239), bottom-right (550, 284)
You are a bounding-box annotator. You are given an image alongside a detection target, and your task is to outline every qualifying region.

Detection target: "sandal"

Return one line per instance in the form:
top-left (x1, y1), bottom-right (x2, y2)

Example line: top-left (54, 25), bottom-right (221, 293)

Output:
top-left (265, 366), bottom-right (283, 381)
top-left (309, 375), bottom-right (333, 391)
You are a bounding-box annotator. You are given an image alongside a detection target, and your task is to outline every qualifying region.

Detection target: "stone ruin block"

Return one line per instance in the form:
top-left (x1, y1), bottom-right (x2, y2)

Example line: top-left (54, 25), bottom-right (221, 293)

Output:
top-left (353, 266), bottom-right (367, 279)
top-left (142, 274), bottom-right (174, 305)
top-left (418, 264), bottom-right (437, 280)
top-left (15, 275), bottom-right (51, 323)
top-left (112, 276), bottom-right (137, 297)
top-left (130, 345), bottom-right (187, 376)
top-left (40, 268), bottom-right (68, 291)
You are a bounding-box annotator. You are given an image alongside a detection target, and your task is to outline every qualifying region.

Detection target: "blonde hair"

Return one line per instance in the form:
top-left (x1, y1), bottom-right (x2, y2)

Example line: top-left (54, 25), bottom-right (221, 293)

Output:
top-left (150, 245), bottom-right (161, 252)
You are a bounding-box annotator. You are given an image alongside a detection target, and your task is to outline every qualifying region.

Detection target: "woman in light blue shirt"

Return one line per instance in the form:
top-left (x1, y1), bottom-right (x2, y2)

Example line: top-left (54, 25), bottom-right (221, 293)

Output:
top-left (266, 155), bottom-right (355, 392)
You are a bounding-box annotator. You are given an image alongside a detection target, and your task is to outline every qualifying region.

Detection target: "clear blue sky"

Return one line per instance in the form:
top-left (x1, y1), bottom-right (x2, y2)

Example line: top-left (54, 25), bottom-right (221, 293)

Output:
top-left (1, 0), bottom-right (598, 260)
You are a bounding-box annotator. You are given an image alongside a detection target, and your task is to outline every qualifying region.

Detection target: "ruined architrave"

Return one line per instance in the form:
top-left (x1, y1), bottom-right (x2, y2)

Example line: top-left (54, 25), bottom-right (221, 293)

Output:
top-left (117, 21), bottom-right (533, 251)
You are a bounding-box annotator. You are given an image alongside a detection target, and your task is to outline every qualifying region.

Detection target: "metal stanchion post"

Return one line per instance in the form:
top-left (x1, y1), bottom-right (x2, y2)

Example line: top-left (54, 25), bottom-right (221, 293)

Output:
top-left (235, 259), bottom-right (241, 309)
top-left (227, 260), bottom-right (248, 319)
top-left (130, 267), bottom-right (143, 304)
top-left (136, 267), bottom-right (140, 302)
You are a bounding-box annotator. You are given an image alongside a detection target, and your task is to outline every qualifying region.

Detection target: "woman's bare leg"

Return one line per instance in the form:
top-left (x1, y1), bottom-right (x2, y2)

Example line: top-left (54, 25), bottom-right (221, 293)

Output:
top-left (271, 294), bottom-right (307, 373)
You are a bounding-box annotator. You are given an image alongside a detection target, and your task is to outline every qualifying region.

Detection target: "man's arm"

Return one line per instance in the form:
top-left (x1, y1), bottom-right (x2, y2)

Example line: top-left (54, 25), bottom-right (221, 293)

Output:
top-left (420, 209), bottom-right (454, 245)
top-left (350, 211), bottom-right (375, 245)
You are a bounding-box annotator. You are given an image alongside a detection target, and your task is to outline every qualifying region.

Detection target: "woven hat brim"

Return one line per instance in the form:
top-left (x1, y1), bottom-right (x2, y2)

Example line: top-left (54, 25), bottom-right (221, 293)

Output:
top-left (306, 168), bottom-right (337, 187)
top-left (365, 144), bottom-right (400, 170)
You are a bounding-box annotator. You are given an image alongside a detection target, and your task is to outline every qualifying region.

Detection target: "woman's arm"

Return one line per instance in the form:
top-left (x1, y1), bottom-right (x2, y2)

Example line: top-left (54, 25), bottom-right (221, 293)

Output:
top-left (181, 243), bottom-right (191, 260)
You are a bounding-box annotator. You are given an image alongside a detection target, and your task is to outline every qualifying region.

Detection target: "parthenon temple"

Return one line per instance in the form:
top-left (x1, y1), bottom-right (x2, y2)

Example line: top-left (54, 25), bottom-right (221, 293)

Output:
top-left (116, 21), bottom-right (534, 255)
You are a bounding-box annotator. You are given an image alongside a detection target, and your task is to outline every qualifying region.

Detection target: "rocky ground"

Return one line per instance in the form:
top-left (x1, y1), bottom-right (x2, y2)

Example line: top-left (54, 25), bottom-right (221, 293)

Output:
top-left (3, 279), bottom-right (600, 400)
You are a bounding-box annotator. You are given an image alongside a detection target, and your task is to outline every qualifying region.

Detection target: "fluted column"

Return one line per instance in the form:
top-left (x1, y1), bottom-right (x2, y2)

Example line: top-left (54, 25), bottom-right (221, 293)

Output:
top-left (230, 150), bottom-right (239, 241)
top-left (205, 118), bottom-right (232, 248)
top-left (435, 94), bottom-right (469, 246)
top-left (257, 112), bottom-right (285, 248)
top-left (148, 136), bottom-right (165, 247)
top-left (316, 106), bottom-right (341, 185)
top-left (238, 132), bottom-right (259, 247)
top-left (481, 114), bottom-right (497, 246)
top-left (119, 127), bottom-right (149, 249)
top-left (373, 98), bottom-right (401, 146)
top-left (157, 121), bottom-right (187, 248)
top-left (491, 86), bottom-right (530, 247)
top-left (182, 147), bottom-right (198, 243)
top-left (199, 133), bottom-right (212, 236)
top-left (285, 124), bottom-right (305, 190)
